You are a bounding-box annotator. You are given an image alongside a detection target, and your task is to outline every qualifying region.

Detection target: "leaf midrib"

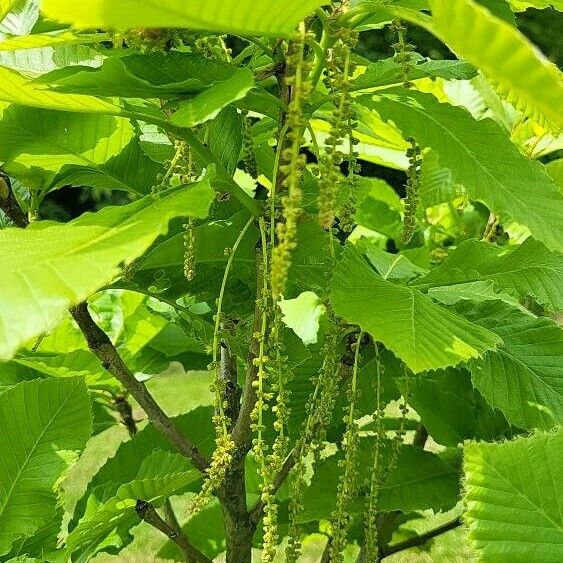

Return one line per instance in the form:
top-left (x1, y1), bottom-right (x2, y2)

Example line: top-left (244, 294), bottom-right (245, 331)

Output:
top-left (0, 383), bottom-right (78, 524)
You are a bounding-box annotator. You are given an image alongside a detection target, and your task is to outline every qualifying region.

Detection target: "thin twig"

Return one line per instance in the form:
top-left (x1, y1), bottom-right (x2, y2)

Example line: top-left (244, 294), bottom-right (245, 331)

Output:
top-left (379, 517), bottom-right (463, 558)
top-left (0, 173), bottom-right (28, 227)
top-left (70, 302), bottom-right (209, 473)
top-left (230, 249), bottom-right (265, 454)
top-left (412, 423), bottom-right (428, 449)
top-left (136, 500), bottom-right (212, 563)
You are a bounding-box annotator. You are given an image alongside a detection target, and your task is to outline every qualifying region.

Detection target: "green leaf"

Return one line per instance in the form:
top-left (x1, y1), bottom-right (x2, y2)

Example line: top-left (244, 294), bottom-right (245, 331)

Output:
top-left (170, 68), bottom-right (254, 128)
top-left (331, 245), bottom-right (501, 373)
top-left (0, 43), bottom-right (102, 77)
top-left (279, 291), bottom-right (325, 346)
top-left (419, 150), bottom-right (462, 208)
top-left (364, 89), bottom-right (563, 252)
top-left (50, 136), bottom-right (162, 195)
top-left (208, 107), bottom-right (243, 177)
top-left (40, 51), bottom-right (238, 98)
top-left (464, 429), bottom-right (563, 562)
top-left (0, 378), bottom-right (92, 555)
top-left (0, 106), bottom-right (134, 189)
top-left (414, 238), bottom-right (563, 312)
top-left (67, 451), bottom-right (201, 562)
top-left (69, 408), bottom-right (214, 559)
top-left (0, 180), bottom-right (215, 360)
top-left (461, 301), bottom-right (563, 430)
top-left (429, 0), bottom-right (563, 130)
top-left (0, 31), bottom-right (107, 52)
top-left (11, 349), bottom-right (117, 391)
top-left (364, 244), bottom-right (428, 281)
top-left (41, 0), bottom-right (324, 37)
top-left (0, 65), bottom-right (123, 114)
top-left (406, 368), bottom-right (512, 446)
top-left (352, 55), bottom-right (476, 90)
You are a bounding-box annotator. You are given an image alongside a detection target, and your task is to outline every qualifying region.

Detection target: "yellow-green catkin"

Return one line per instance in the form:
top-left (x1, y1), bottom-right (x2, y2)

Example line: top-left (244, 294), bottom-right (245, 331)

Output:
top-left (187, 218), bottom-right (254, 516)
top-left (250, 220), bottom-right (282, 562)
top-left (328, 331), bottom-right (363, 563)
top-left (270, 24), bottom-right (311, 299)
top-left (115, 28), bottom-right (174, 52)
top-left (402, 137), bottom-right (422, 244)
top-left (195, 34), bottom-right (231, 61)
top-left (318, 17), bottom-right (359, 231)
top-left (285, 322), bottom-right (341, 563)
top-left (391, 19), bottom-right (415, 88)
top-left (261, 303), bottom-right (292, 562)
top-left (364, 342), bottom-right (385, 561)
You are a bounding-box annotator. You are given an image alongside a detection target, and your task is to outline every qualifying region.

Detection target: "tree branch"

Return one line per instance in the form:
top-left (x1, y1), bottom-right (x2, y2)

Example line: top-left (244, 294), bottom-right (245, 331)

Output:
top-left (379, 517), bottom-right (463, 558)
top-left (230, 251), bottom-right (264, 454)
top-left (70, 302), bottom-right (209, 473)
top-left (0, 173), bottom-right (28, 228)
top-left (412, 423), bottom-right (428, 449)
top-left (136, 500), bottom-right (212, 563)
top-left (114, 394), bottom-right (138, 436)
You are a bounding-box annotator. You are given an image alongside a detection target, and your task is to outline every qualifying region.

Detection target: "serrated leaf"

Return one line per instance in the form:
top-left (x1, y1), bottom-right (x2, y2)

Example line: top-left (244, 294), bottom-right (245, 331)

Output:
top-left (0, 378), bottom-right (91, 555)
top-left (464, 429), bottom-right (563, 562)
top-left (0, 106), bottom-right (134, 189)
top-left (429, 0), bottom-right (563, 130)
top-left (41, 0), bottom-right (324, 37)
top-left (67, 451), bottom-right (200, 562)
top-left (0, 180), bottom-right (215, 360)
top-left (414, 238), bottom-right (563, 311)
top-left (460, 301), bottom-right (563, 430)
top-left (363, 89), bottom-right (563, 252)
top-left (331, 245), bottom-right (501, 373)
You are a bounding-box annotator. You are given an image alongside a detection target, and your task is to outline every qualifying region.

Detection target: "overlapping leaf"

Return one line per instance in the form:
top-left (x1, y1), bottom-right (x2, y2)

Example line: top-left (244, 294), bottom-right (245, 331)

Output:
top-left (41, 0), bottom-right (324, 37)
top-left (0, 106), bottom-right (134, 189)
top-left (414, 238), bottom-right (563, 311)
top-left (331, 244), bottom-right (501, 373)
top-left (460, 301), bottom-right (563, 430)
top-left (429, 0), bottom-right (563, 130)
top-left (363, 89), bottom-right (563, 252)
top-left (464, 429), bottom-right (563, 562)
top-left (0, 181), bottom-right (215, 360)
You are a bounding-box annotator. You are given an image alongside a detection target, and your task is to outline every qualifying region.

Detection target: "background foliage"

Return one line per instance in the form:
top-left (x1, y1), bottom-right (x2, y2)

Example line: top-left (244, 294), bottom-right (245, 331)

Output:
top-left (0, 1), bottom-right (562, 562)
